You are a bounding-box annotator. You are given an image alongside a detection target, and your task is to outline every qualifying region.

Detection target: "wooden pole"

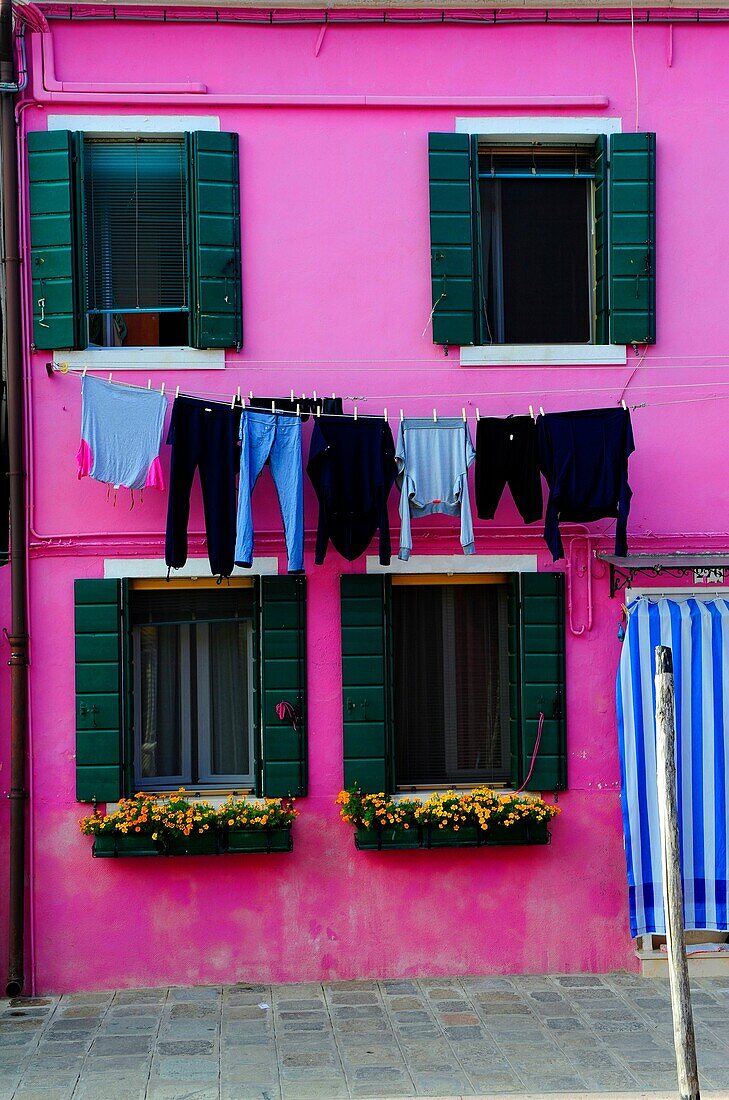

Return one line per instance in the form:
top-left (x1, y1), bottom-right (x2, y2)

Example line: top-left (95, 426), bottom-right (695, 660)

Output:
top-left (654, 645), bottom-right (700, 1100)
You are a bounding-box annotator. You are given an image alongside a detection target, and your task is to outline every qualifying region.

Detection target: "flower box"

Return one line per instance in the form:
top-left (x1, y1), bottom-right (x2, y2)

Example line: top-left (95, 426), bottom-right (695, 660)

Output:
top-left (486, 819), bottom-right (550, 846)
top-left (225, 827), bottom-right (293, 854)
top-left (425, 824), bottom-right (483, 848)
top-left (164, 832), bottom-right (220, 857)
top-left (355, 825), bottom-right (420, 851)
top-left (92, 834), bottom-right (160, 858)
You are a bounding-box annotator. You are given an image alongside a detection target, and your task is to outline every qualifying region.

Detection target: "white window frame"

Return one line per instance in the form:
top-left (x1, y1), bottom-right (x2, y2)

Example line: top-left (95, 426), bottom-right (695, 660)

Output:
top-left (455, 115), bottom-right (626, 368)
top-left (47, 114), bottom-right (226, 370)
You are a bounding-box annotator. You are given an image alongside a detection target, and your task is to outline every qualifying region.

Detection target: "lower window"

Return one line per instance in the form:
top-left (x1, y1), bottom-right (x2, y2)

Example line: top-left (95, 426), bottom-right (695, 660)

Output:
top-left (392, 581), bottom-right (510, 787)
top-left (131, 586), bottom-right (255, 790)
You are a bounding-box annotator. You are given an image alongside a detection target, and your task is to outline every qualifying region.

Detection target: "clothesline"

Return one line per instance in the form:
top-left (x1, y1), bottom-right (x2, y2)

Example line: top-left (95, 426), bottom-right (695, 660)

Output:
top-left (50, 364), bottom-right (729, 417)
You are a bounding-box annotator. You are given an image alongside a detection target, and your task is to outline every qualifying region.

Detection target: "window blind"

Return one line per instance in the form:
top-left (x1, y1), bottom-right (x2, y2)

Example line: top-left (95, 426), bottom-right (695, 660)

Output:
top-left (84, 139), bottom-right (188, 315)
top-left (130, 587), bottom-right (254, 626)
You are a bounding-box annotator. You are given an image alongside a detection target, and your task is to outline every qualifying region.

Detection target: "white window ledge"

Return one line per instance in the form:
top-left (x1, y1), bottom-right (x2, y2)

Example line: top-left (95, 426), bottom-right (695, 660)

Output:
top-left (460, 345), bottom-right (627, 368)
top-left (54, 348), bottom-right (226, 371)
top-left (104, 557), bottom-right (279, 579)
top-left (366, 554), bottom-right (538, 574)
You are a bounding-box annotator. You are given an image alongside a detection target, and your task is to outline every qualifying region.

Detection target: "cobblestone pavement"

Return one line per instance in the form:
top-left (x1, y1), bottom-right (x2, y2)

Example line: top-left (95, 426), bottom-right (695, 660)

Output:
top-left (3, 974), bottom-right (729, 1099)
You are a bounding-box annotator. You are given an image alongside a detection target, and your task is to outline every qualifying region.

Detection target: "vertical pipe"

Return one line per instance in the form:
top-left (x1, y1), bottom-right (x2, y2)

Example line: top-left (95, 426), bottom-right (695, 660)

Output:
top-left (1, 0), bottom-right (29, 997)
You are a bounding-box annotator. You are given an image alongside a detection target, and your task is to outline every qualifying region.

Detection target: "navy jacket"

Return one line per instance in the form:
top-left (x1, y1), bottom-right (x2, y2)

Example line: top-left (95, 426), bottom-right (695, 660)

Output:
top-left (307, 417), bottom-right (397, 565)
top-left (537, 407), bottom-right (635, 561)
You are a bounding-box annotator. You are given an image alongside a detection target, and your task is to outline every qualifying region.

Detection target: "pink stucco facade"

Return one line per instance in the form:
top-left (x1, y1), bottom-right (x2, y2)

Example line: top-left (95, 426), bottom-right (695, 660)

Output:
top-left (3, 6), bottom-right (729, 994)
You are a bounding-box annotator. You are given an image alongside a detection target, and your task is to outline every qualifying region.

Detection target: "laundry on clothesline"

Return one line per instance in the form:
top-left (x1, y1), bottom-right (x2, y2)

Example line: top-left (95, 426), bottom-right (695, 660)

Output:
top-left (236, 409), bottom-right (304, 575)
top-left (537, 406), bottom-right (634, 561)
top-left (307, 415), bottom-right (397, 566)
top-left (475, 414), bottom-right (543, 525)
top-left (165, 395), bottom-right (242, 579)
top-left (396, 418), bottom-right (476, 561)
top-left (76, 374), bottom-right (167, 493)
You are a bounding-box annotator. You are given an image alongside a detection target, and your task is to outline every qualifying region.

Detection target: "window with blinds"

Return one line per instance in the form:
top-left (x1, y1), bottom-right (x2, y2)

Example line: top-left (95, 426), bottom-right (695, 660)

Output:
top-left (130, 587), bottom-right (255, 790)
top-left (392, 583), bottom-right (510, 787)
top-left (83, 138), bottom-right (189, 347)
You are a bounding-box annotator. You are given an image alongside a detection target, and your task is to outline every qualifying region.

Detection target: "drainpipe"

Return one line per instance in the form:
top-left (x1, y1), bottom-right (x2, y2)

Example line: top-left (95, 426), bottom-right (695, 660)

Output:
top-left (1, 0), bottom-right (29, 998)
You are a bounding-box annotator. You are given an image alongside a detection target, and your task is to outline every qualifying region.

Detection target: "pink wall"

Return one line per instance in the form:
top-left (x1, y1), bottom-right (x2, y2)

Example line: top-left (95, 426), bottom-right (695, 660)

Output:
top-left (5, 13), bottom-right (729, 992)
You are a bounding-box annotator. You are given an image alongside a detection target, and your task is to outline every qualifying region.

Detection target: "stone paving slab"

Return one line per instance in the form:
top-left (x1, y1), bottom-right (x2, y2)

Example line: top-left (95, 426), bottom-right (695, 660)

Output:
top-left (3, 977), bottom-right (729, 1098)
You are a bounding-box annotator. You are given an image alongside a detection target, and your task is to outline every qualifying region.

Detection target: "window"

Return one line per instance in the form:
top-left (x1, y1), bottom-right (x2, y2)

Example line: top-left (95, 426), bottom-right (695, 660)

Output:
top-left (392, 582), bottom-right (510, 787)
top-left (428, 131), bottom-right (656, 349)
top-left (74, 576), bottom-right (307, 803)
top-left (341, 572), bottom-right (566, 796)
top-left (84, 139), bottom-right (190, 348)
top-left (130, 587), bottom-right (255, 790)
top-left (478, 148), bottom-right (593, 345)
top-left (27, 129), bottom-right (243, 352)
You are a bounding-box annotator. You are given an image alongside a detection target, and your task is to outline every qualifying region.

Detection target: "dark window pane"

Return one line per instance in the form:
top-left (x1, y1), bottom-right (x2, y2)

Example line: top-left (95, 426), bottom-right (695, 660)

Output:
top-left (479, 175), bottom-right (590, 344)
top-left (207, 622), bottom-right (250, 778)
top-left (138, 624), bottom-right (183, 779)
top-left (393, 584), bottom-right (509, 786)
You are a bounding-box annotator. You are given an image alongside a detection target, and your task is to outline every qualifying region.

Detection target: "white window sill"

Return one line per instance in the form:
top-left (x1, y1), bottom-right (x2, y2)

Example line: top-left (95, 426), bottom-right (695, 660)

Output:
top-left (53, 347), bottom-right (226, 371)
top-left (460, 344), bottom-right (627, 367)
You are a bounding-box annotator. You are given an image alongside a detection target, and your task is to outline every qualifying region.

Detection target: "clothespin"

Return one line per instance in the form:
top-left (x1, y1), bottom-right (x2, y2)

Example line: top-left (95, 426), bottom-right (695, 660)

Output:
top-left (175, 385), bottom-right (180, 399)
top-left (108, 373), bottom-right (113, 383)
top-left (290, 388), bottom-right (295, 402)
top-left (331, 392), bottom-right (336, 400)
top-left (400, 409), bottom-right (404, 422)
top-left (529, 404), bottom-right (535, 421)
top-left (249, 390), bottom-right (253, 401)
top-left (539, 406), bottom-right (545, 417)
top-left (621, 399), bottom-right (628, 411)
top-left (147, 378), bottom-right (152, 389)
top-left (237, 386), bottom-right (241, 405)
top-left (231, 391), bottom-right (237, 409)
top-left (296, 402), bottom-right (301, 418)
top-left (354, 406), bottom-right (358, 421)
top-left (313, 390), bottom-right (317, 401)
top-left (82, 366), bottom-right (88, 378)
top-left (160, 383), bottom-right (165, 396)
top-left (432, 408), bottom-right (437, 422)
top-left (476, 407), bottom-right (481, 421)
top-left (461, 407), bottom-right (467, 423)
top-left (272, 400), bottom-right (276, 414)
top-left (383, 407), bottom-right (388, 423)
top-left (316, 403), bottom-right (321, 418)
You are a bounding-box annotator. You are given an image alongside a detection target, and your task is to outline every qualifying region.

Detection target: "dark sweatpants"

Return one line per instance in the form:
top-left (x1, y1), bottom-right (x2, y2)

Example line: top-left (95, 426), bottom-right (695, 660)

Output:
top-left (165, 396), bottom-right (241, 578)
top-left (475, 415), bottom-right (543, 524)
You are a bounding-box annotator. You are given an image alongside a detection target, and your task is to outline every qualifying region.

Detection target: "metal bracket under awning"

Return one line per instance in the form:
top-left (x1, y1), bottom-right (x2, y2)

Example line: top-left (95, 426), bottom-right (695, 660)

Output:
top-left (597, 553), bottom-right (729, 598)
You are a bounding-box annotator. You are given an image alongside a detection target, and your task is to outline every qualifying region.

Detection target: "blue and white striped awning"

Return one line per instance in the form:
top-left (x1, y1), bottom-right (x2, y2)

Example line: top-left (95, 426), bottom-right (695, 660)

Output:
top-left (616, 596), bottom-right (729, 938)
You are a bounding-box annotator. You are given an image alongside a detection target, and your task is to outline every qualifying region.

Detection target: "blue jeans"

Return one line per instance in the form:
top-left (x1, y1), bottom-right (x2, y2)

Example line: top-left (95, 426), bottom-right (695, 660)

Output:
top-left (235, 410), bottom-right (304, 573)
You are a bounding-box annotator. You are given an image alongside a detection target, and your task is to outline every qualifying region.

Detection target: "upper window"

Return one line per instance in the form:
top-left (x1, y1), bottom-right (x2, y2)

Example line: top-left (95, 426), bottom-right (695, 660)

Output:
top-left (479, 148), bottom-right (593, 345)
top-left (131, 586), bottom-right (255, 790)
top-left (428, 130), bottom-right (656, 349)
top-left (27, 129), bottom-right (242, 352)
top-left (84, 139), bottom-right (190, 348)
top-left (392, 581), bottom-right (510, 787)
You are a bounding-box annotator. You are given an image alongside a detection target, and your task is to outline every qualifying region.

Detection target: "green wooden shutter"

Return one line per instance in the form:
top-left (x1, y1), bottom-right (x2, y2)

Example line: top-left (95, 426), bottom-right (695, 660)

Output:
top-left (428, 133), bottom-right (478, 346)
top-left (341, 574), bottom-right (392, 793)
top-left (27, 131), bottom-right (86, 350)
top-left (74, 579), bottom-right (123, 802)
top-left (187, 131), bottom-right (242, 350)
top-left (593, 135), bottom-right (608, 345)
top-left (609, 132), bottom-right (656, 346)
top-left (259, 576), bottom-right (307, 797)
top-left (511, 573), bottom-right (567, 793)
